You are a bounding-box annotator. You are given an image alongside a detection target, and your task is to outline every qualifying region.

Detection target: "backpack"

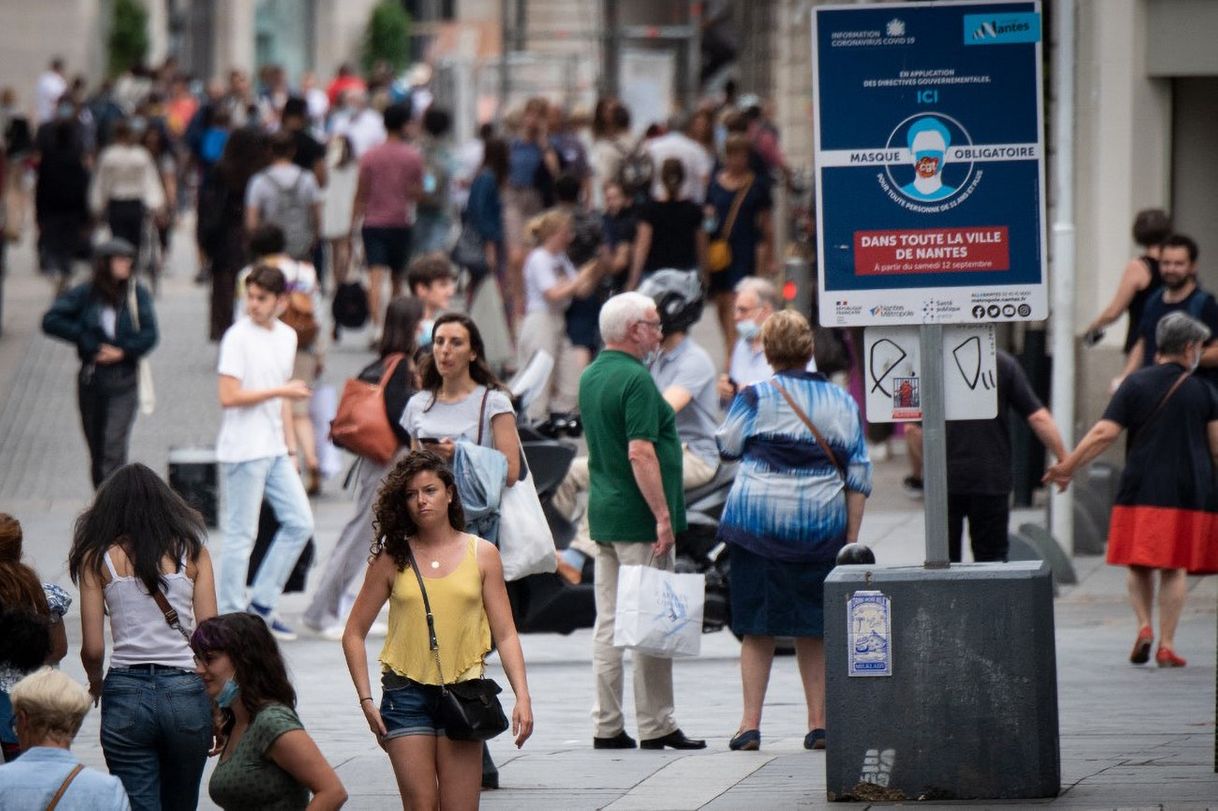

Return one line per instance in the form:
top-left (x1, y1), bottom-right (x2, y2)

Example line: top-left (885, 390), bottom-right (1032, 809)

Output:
top-left (332, 280), bottom-right (370, 329)
top-left (616, 137), bottom-right (654, 198)
top-left (278, 262), bottom-right (319, 350)
top-left (265, 167), bottom-right (315, 260)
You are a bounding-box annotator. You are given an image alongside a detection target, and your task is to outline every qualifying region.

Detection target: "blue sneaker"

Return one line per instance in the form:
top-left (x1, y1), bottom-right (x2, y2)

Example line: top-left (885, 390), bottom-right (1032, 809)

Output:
top-left (248, 603), bottom-right (298, 641)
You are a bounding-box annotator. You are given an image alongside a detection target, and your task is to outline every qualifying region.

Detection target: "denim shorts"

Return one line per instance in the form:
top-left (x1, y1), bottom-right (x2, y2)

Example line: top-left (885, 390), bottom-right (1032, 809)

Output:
top-left (380, 672), bottom-right (446, 739)
top-left (362, 226), bottom-right (412, 277)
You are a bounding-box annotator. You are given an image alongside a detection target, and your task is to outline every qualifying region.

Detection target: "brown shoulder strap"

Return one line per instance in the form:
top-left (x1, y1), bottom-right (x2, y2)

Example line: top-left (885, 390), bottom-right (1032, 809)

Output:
top-left (720, 174), bottom-right (755, 240)
top-left (377, 353), bottom-right (406, 389)
top-left (150, 586), bottom-right (193, 644)
top-left (46, 763), bottom-right (85, 811)
top-left (770, 380), bottom-right (847, 481)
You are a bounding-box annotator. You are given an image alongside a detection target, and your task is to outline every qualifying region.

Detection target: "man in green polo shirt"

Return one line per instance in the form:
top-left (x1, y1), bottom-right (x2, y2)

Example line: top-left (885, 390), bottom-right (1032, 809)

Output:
top-left (580, 292), bottom-right (705, 752)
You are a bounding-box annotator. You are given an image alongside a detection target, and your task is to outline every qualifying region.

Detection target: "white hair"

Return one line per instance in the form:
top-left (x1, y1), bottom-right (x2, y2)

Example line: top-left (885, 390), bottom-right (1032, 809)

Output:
top-left (734, 276), bottom-right (780, 310)
top-left (599, 292), bottom-right (655, 344)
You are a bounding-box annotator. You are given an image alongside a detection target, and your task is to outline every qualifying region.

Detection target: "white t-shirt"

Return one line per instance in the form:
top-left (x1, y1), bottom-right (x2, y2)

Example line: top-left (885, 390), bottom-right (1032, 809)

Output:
top-left (523, 246), bottom-right (576, 315)
top-left (646, 132), bottom-right (713, 203)
top-left (215, 317), bottom-right (298, 463)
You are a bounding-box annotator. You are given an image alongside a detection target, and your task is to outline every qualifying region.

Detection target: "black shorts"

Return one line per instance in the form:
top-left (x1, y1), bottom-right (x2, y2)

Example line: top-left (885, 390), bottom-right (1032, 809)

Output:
top-left (362, 226), bottom-right (412, 277)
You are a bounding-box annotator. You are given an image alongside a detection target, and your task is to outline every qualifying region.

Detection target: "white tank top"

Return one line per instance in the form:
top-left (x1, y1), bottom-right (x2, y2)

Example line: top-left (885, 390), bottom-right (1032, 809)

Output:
top-left (103, 550), bottom-right (197, 670)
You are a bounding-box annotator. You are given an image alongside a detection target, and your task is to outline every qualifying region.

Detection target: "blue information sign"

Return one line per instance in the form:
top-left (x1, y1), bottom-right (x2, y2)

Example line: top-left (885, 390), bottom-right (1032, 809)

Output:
top-left (813, 1), bottom-right (1046, 326)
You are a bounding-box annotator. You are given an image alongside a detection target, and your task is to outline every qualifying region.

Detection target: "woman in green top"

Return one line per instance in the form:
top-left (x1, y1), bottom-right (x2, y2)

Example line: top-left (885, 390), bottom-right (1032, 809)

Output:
top-left (192, 613), bottom-right (347, 810)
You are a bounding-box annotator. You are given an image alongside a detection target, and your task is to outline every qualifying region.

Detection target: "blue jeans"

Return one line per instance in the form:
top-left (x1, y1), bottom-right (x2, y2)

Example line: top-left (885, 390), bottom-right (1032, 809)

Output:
top-left (100, 667), bottom-right (212, 811)
top-left (218, 454), bottom-right (314, 613)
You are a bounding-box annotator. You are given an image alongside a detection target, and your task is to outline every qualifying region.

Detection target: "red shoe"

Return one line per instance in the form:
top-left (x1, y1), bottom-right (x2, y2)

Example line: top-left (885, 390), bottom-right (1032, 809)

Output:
top-left (1155, 646), bottom-right (1186, 668)
top-left (1129, 626), bottom-right (1153, 664)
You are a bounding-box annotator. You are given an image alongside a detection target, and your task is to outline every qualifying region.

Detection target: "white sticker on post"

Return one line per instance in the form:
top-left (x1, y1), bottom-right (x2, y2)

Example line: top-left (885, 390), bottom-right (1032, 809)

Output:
top-left (848, 590), bottom-right (892, 677)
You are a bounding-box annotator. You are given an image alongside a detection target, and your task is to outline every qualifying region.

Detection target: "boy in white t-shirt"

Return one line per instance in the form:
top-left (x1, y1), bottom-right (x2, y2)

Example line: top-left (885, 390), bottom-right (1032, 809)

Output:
top-left (215, 264), bottom-right (314, 639)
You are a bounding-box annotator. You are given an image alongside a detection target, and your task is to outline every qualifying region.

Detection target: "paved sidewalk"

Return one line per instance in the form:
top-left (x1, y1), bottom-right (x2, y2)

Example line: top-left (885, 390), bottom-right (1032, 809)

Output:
top-left (0, 232), bottom-right (1215, 808)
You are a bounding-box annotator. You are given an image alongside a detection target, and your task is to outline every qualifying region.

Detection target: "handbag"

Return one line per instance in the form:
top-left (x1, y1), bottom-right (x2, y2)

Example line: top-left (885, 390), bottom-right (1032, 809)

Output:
top-left (613, 561), bottom-right (705, 658)
top-left (127, 282), bottom-right (155, 415)
top-left (332, 280), bottom-right (370, 329)
top-left (451, 218), bottom-right (488, 274)
top-left (770, 379), bottom-right (846, 480)
top-left (707, 175), bottom-right (754, 274)
top-left (403, 541), bottom-right (509, 741)
top-left (496, 465), bottom-right (557, 581)
top-left (330, 354), bottom-right (406, 465)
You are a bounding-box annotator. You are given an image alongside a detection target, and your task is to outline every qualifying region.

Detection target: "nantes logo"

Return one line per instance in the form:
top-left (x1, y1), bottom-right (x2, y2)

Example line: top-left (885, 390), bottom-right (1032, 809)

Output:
top-left (963, 12), bottom-right (1041, 45)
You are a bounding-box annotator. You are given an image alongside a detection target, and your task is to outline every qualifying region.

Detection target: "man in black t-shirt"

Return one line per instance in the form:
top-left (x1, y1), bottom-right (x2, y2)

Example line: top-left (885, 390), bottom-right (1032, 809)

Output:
top-left (1121, 233), bottom-right (1218, 390)
top-left (945, 351), bottom-right (1067, 562)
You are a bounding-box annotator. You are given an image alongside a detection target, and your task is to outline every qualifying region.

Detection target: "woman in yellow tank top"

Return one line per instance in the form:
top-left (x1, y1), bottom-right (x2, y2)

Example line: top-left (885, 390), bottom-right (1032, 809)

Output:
top-left (342, 450), bottom-right (533, 808)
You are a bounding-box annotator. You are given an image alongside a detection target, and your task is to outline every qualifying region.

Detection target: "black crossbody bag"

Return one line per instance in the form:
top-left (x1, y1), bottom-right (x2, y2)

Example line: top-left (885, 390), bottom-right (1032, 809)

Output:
top-left (404, 540), bottom-right (509, 741)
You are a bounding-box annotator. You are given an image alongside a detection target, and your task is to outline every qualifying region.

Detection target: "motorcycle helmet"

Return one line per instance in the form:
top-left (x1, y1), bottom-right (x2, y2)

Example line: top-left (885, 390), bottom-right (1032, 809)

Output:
top-left (638, 269), bottom-right (704, 336)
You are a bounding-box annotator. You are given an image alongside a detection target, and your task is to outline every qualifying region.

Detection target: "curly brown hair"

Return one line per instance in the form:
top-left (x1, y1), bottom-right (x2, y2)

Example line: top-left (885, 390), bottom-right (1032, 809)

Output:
top-left (371, 450), bottom-right (466, 571)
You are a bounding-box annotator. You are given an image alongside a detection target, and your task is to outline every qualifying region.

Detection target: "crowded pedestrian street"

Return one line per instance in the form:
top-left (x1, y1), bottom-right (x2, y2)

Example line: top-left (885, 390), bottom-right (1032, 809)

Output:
top-left (1, 227), bottom-right (1213, 808)
top-left (2, 3), bottom-right (1218, 809)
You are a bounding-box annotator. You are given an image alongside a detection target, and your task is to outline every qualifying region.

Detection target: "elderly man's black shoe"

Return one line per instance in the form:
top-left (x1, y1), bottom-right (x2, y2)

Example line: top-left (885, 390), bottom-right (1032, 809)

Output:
top-left (640, 729), bottom-right (706, 750)
top-left (593, 730), bottom-right (637, 749)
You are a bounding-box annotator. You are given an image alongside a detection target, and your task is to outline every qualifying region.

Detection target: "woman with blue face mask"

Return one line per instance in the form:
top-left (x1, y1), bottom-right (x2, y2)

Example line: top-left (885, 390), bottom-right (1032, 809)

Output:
top-left (69, 463), bottom-right (215, 811)
top-left (192, 613), bottom-right (347, 810)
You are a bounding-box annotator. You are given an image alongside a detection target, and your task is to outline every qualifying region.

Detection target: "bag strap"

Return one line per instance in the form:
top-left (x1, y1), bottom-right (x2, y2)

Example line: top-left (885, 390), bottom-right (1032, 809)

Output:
top-left (150, 585), bottom-right (193, 645)
top-left (402, 539), bottom-right (450, 689)
top-left (46, 763), bottom-right (85, 811)
top-left (1131, 369), bottom-right (1192, 450)
top-left (769, 379), bottom-right (846, 481)
top-left (719, 174), bottom-right (754, 240)
top-left (475, 387), bottom-right (490, 447)
top-left (127, 283), bottom-right (141, 331)
top-left (377, 353), bottom-right (406, 390)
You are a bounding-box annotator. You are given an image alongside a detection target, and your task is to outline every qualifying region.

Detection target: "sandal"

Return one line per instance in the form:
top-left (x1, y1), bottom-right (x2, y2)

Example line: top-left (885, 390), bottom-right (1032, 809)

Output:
top-left (804, 729), bottom-right (826, 750)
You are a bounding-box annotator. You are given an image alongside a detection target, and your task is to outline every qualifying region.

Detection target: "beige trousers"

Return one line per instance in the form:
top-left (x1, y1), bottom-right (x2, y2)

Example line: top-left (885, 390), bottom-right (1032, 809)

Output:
top-left (556, 448), bottom-right (716, 559)
top-left (592, 541), bottom-right (678, 739)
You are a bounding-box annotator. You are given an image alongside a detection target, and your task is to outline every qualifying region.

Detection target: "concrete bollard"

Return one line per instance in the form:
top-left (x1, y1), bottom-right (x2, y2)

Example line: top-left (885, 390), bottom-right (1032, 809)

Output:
top-left (824, 561), bottom-right (1060, 801)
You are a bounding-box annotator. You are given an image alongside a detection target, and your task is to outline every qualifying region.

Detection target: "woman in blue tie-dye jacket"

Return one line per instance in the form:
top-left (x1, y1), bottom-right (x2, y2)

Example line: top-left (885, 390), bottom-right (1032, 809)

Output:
top-left (715, 309), bottom-right (872, 754)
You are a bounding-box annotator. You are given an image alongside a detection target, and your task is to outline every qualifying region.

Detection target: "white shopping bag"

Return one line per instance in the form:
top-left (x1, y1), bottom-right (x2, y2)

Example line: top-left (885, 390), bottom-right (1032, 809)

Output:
top-left (497, 468), bottom-right (557, 581)
top-left (613, 564), bottom-right (705, 658)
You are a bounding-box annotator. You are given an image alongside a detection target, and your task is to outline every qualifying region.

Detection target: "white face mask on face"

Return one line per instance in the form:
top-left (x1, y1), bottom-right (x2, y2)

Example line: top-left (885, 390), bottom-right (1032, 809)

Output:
top-left (737, 318), bottom-right (761, 342)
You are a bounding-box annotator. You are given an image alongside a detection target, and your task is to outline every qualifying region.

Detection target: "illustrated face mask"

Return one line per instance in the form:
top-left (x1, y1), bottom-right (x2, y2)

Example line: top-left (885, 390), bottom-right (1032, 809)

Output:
top-left (914, 153), bottom-right (942, 179)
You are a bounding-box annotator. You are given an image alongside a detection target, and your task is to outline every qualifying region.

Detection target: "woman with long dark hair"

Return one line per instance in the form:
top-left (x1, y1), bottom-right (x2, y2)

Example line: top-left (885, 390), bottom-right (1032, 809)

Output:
top-left (42, 238), bottom-right (158, 488)
top-left (33, 110), bottom-right (89, 293)
top-left (192, 613), bottom-right (346, 810)
top-left (304, 296), bottom-right (425, 637)
top-left (342, 450), bottom-right (532, 807)
top-left (68, 463), bottom-right (216, 810)
top-left (463, 136), bottom-right (508, 307)
top-left (401, 313), bottom-right (522, 488)
top-left (200, 127), bottom-right (267, 340)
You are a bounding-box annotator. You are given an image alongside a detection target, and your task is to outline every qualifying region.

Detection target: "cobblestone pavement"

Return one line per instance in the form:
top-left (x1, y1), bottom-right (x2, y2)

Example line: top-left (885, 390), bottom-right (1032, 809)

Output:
top-left (1, 227), bottom-right (1215, 808)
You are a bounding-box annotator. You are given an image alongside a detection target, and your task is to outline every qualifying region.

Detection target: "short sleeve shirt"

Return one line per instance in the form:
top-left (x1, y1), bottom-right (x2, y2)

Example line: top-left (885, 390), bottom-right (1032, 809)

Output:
top-left (522, 247), bottom-right (576, 314)
top-left (945, 351), bottom-right (1043, 495)
top-left (209, 704), bottom-right (309, 811)
top-left (1135, 287), bottom-right (1218, 389)
top-left (358, 140), bottom-right (424, 227)
top-left (401, 386), bottom-right (515, 446)
top-left (638, 200), bottom-right (702, 273)
top-left (216, 318), bottom-right (297, 463)
top-left (650, 338), bottom-right (721, 467)
top-left (579, 350), bottom-right (687, 542)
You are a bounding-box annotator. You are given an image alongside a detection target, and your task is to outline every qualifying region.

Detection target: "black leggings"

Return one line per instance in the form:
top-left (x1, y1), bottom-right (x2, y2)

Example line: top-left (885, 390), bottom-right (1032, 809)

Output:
top-left (78, 363), bottom-right (138, 488)
top-left (947, 492), bottom-right (1010, 563)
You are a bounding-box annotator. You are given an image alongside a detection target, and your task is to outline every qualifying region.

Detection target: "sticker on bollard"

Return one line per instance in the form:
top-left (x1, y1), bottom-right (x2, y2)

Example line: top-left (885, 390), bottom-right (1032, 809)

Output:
top-left (847, 591), bottom-right (892, 677)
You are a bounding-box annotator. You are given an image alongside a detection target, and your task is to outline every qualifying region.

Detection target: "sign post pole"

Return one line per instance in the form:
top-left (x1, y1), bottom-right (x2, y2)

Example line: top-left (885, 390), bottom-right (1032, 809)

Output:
top-left (919, 324), bottom-right (950, 568)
